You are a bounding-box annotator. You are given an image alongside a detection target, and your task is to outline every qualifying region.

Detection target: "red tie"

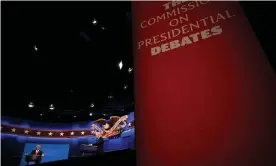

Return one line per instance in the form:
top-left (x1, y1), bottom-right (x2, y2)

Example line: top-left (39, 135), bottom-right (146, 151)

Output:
top-left (36, 150), bottom-right (38, 155)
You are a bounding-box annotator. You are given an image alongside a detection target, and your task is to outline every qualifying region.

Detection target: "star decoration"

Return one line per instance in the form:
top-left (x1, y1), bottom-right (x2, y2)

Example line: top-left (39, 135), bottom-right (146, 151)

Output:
top-left (1, 121), bottom-right (133, 138)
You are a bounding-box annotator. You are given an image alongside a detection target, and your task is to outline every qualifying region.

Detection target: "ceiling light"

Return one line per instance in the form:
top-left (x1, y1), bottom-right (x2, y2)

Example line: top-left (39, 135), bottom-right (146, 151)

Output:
top-left (40, 114), bottom-right (43, 116)
top-left (118, 61), bottom-right (123, 70)
top-left (102, 27), bottom-right (105, 30)
top-left (89, 113), bottom-right (93, 116)
top-left (90, 103), bottom-right (94, 107)
top-left (124, 84), bottom-right (128, 89)
top-left (34, 45), bottom-right (38, 51)
top-left (128, 67), bottom-right (133, 73)
top-left (92, 19), bottom-right (97, 25)
top-left (28, 102), bottom-right (34, 108)
top-left (49, 104), bottom-right (55, 110)
top-left (74, 116), bottom-right (76, 118)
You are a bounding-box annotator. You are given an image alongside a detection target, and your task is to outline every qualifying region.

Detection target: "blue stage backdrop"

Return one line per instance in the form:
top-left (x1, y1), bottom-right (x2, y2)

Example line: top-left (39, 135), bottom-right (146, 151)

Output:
top-left (20, 143), bottom-right (70, 165)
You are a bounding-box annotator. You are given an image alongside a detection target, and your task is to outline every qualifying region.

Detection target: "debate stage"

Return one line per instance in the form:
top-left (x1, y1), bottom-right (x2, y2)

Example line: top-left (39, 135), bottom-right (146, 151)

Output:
top-left (8, 149), bottom-right (135, 166)
top-left (41, 149), bottom-right (135, 166)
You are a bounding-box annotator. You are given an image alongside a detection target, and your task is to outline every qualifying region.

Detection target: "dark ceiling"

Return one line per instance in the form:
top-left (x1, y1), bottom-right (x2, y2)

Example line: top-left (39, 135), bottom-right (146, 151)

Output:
top-left (2, 2), bottom-right (276, 123)
top-left (2, 1), bottom-right (133, 122)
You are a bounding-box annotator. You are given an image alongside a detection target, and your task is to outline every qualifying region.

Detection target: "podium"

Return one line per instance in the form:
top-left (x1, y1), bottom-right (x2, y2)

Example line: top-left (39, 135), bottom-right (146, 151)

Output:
top-left (80, 144), bottom-right (98, 156)
top-left (25, 154), bottom-right (41, 165)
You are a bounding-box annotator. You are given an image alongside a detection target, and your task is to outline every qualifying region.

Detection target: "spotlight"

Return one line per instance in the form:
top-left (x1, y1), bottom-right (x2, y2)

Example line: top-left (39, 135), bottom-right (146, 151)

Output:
top-left (108, 95), bottom-right (113, 99)
top-left (34, 45), bottom-right (38, 51)
top-left (90, 103), bottom-right (94, 107)
top-left (89, 113), bottom-right (93, 116)
top-left (49, 104), bottom-right (55, 110)
top-left (118, 61), bottom-right (123, 70)
top-left (124, 84), bottom-right (128, 90)
top-left (128, 67), bottom-right (133, 73)
top-left (92, 19), bottom-right (97, 25)
top-left (28, 102), bottom-right (34, 108)
top-left (40, 114), bottom-right (43, 116)
top-left (74, 116), bottom-right (76, 118)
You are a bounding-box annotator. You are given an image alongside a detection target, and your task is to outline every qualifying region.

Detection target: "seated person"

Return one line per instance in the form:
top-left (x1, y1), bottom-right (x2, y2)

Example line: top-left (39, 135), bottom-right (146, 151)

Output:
top-left (25, 145), bottom-right (44, 165)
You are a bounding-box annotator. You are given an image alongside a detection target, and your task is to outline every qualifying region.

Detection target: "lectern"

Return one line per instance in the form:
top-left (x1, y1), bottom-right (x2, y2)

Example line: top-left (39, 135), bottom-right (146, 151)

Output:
top-left (25, 154), bottom-right (42, 165)
top-left (80, 144), bottom-right (98, 156)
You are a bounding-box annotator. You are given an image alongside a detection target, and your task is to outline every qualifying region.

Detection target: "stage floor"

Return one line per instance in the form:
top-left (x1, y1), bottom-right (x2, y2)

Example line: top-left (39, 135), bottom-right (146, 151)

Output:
top-left (40, 149), bottom-right (136, 166)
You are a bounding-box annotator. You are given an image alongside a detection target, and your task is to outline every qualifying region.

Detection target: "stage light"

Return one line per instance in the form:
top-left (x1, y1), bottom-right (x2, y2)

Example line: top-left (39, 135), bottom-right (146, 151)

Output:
top-left (92, 19), bottom-right (97, 25)
top-left (128, 67), bottom-right (133, 73)
top-left (90, 103), bottom-right (94, 107)
top-left (124, 84), bottom-right (128, 89)
top-left (74, 116), bottom-right (76, 118)
top-left (28, 102), bottom-right (34, 108)
top-left (108, 95), bottom-right (113, 99)
top-left (40, 114), bottom-right (43, 116)
top-left (118, 61), bottom-right (123, 70)
top-left (49, 104), bottom-right (55, 110)
top-left (89, 113), bottom-right (93, 116)
top-left (34, 45), bottom-right (38, 51)
top-left (102, 27), bottom-right (105, 30)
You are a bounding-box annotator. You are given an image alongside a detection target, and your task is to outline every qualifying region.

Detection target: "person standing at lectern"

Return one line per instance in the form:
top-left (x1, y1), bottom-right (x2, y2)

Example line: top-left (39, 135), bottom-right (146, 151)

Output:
top-left (27, 145), bottom-right (44, 165)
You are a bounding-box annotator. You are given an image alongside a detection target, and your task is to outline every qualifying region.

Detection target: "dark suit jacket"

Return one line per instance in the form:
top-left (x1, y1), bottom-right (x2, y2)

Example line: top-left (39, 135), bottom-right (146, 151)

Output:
top-left (30, 150), bottom-right (43, 161)
top-left (31, 150), bottom-right (43, 156)
top-left (26, 150), bottom-right (43, 162)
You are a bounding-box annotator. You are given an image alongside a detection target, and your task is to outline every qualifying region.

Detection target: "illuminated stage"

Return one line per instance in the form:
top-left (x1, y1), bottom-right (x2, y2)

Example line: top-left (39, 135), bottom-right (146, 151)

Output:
top-left (1, 112), bottom-right (135, 166)
top-left (9, 149), bottom-right (135, 166)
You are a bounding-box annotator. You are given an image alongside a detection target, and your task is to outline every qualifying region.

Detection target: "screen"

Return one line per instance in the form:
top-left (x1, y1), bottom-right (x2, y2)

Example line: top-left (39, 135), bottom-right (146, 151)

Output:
top-left (20, 143), bottom-right (70, 165)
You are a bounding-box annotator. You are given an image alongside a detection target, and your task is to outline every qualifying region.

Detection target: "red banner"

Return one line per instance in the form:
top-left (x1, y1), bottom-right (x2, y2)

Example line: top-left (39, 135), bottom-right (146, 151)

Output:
top-left (133, 1), bottom-right (276, 166)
